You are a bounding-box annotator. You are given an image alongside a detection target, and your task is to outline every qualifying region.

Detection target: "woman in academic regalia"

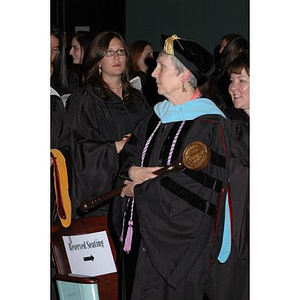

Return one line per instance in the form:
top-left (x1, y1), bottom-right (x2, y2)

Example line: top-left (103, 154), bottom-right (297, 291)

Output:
top-left (67, 31), bottom-right (149, 217)
top-left (212, 55), bottom-right (250, 300)
top-left (112, 34), bottom-right (231, 300)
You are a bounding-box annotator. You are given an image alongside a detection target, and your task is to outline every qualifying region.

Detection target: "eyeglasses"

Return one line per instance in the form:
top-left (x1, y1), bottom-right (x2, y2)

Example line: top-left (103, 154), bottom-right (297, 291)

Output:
top-left (105, 48), bottom-right (126, 57)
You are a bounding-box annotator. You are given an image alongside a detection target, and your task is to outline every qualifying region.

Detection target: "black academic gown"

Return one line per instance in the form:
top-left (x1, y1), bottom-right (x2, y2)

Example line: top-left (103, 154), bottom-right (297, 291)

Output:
top-left (67, 86), bottom-right (149, 216)
top-left (113, 109), bottom-right (230, 300)
top-left (211, 107), bottom-right (249, 300)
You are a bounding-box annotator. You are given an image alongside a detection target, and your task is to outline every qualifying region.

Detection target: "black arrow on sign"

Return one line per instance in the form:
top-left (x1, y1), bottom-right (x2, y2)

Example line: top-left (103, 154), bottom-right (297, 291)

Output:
top-left (83, 255), bottom-right (94, 262)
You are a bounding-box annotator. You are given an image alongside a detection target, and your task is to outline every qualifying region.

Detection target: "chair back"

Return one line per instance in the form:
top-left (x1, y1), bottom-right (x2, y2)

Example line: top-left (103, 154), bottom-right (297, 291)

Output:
top-left (51, 216), bottom-right (118, 300)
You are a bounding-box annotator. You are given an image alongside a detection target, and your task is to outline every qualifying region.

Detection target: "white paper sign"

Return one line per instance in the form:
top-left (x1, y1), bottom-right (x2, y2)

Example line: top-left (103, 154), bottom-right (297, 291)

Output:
top-left (62, 231), bottom-right (117, 276)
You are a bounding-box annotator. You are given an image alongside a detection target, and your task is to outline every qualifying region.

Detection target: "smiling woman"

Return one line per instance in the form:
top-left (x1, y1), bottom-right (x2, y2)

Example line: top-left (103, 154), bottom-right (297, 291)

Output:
top-left (68, 31), bottom-right (96, 86)
top-left (228, 56), bottom-right (250, 115)
top-left (69, 31), bottom-right (96, 65)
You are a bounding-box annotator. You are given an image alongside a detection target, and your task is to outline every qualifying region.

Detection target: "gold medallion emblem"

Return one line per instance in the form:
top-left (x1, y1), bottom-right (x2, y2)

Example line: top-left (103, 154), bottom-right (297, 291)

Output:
top-left (182, 141), bottom-right (211, 170)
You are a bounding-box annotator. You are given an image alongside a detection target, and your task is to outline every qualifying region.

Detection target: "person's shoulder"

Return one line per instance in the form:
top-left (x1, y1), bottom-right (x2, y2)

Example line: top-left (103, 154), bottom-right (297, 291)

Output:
top-left (194, 97), bottom-right (228, 123)
top-left (67, 86), bottom-right (98, 108)
top-left (196, 113), bottom-right (227, 125)
top-left (129, 87), bottom-right (148, 104)
top-left (50, 94), bottom-right (63, 112)
top-left (70, 85), bottom-right (98, 98)
top-left (130, 86), bottom-right (144, 97)
top-left (225, 106), bottom-right (249, 123)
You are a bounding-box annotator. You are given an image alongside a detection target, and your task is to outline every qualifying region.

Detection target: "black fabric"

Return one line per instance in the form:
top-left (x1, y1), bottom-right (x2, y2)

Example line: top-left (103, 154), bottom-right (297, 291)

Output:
top-left (122, 199), bottom-right (141, 300)
top-left (170, 120), bottom-right (193, 163)
top-left (50, 95), bottom-right (75, 222)
top-left (50, 95), bottom-right (71, 154)
top-left (225, 107), bottom-right (249, 257)
top-left (51, 68), bottom-right (79, 97)
top-left (145, 118), bottom-right (193, 168)
top-left (130, 66), bottom-right (165, 108)
top-left (210, 150), bottom-right (226, 168)
top-left (161, 177), bottom-right (217, 218)
top-left (142, 114), bottom-right (161, 167)
top-left (50, 95), bottom-right (74, 300)
top-left (142, 71), bottom-right (165, 107)
top-left (158, 122), bottom-right (182, 166)
top-left (211, 244), bottom-right (249, 300)
top-left (185, 169), bottom-right (223, 193)
top-left (161, 34), bottom-right (215, 79)
top-left (211, 107), bottom-right (249, 300)
top-left (112, 112), bottom-right (230, 300)
top-left (67, 85), bottom-right (149, 216)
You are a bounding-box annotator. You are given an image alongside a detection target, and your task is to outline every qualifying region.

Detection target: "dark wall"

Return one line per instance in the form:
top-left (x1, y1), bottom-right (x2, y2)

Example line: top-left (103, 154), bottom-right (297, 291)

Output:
top-left (51, 0), bottom-right (126, 43)
top-left (51, 0), bottom-right (249, 53)
top-left (126, 0), bottom-right (249, 53)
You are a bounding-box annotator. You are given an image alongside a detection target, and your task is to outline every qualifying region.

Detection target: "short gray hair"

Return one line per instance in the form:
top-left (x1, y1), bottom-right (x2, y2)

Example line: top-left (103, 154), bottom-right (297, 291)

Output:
top-left (160, 51), bottom-right (198, 88)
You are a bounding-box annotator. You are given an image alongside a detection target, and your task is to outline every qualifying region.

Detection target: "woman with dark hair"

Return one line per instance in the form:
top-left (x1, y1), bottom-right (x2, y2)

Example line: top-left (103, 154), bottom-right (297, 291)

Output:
top-left (69, 31), bottom-right (96, 65)
top-left (69, 31), bottom-right (96, 83)
top-left (207, 36), bottom-right (249, 109)
top-left (67, 31), bottom-right (149, 217)
top-left (218, 33), bottom-right (242, 54)
top-left (50, 25), bottom-right (78, 104)
top-left (129, 40), bottom-right (164, 106)
top-left (217, 37), bottom-right (249, 74)
top-left (213, 33), bottom-right (242, 68)
top-left (130, 40), bottom-right (154, 74)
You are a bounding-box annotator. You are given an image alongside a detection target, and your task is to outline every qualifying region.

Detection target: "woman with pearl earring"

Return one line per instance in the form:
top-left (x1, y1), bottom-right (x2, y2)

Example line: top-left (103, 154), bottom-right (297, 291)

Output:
top-left (67, 31), bottom-right (149, 217)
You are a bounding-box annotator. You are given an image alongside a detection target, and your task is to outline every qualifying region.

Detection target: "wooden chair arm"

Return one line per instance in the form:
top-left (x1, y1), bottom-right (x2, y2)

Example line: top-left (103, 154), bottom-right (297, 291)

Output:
top-left (55, 273), bottom-right (99, 284)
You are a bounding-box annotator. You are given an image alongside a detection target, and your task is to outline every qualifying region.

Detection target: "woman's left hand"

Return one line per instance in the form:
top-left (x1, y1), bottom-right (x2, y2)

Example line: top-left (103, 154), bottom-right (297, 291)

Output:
top-left (120, 180), bottom-right (136, 198)
top-left (128, 166), bottom-right (162, 183)
top-left (120, 165), bottom-right (162, 197)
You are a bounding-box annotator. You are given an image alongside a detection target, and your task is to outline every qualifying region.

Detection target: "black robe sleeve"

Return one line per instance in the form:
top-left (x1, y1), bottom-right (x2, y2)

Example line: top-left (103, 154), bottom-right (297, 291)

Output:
top-left (227, 108), bottom-right (249, 259)
top-left (50, 95), bottom-right (71, 155)
top-left (67, 86), bottom-right (149, 215)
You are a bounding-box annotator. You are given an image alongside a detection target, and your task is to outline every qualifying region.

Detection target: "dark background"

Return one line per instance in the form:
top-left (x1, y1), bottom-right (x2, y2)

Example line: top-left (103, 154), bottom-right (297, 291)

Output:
top-left (51, 0), bottom-right (126, 37)
top-left (51, 0), bottom-right (249, 53)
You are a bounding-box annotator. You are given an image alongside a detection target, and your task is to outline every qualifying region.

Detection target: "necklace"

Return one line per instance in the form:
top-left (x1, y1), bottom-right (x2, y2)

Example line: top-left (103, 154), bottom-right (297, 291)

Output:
top-left (110, 83), bottom-right (122, 89)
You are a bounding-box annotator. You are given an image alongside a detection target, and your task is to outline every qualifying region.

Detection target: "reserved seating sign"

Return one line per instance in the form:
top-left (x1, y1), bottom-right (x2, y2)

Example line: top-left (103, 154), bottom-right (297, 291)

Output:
top-left (62, 231), bottom-right (117, 276)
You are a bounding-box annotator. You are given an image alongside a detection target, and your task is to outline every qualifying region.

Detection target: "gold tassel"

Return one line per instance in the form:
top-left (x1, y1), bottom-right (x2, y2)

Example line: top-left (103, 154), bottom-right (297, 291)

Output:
top-left (163, 34), bottom-right (181, 55)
